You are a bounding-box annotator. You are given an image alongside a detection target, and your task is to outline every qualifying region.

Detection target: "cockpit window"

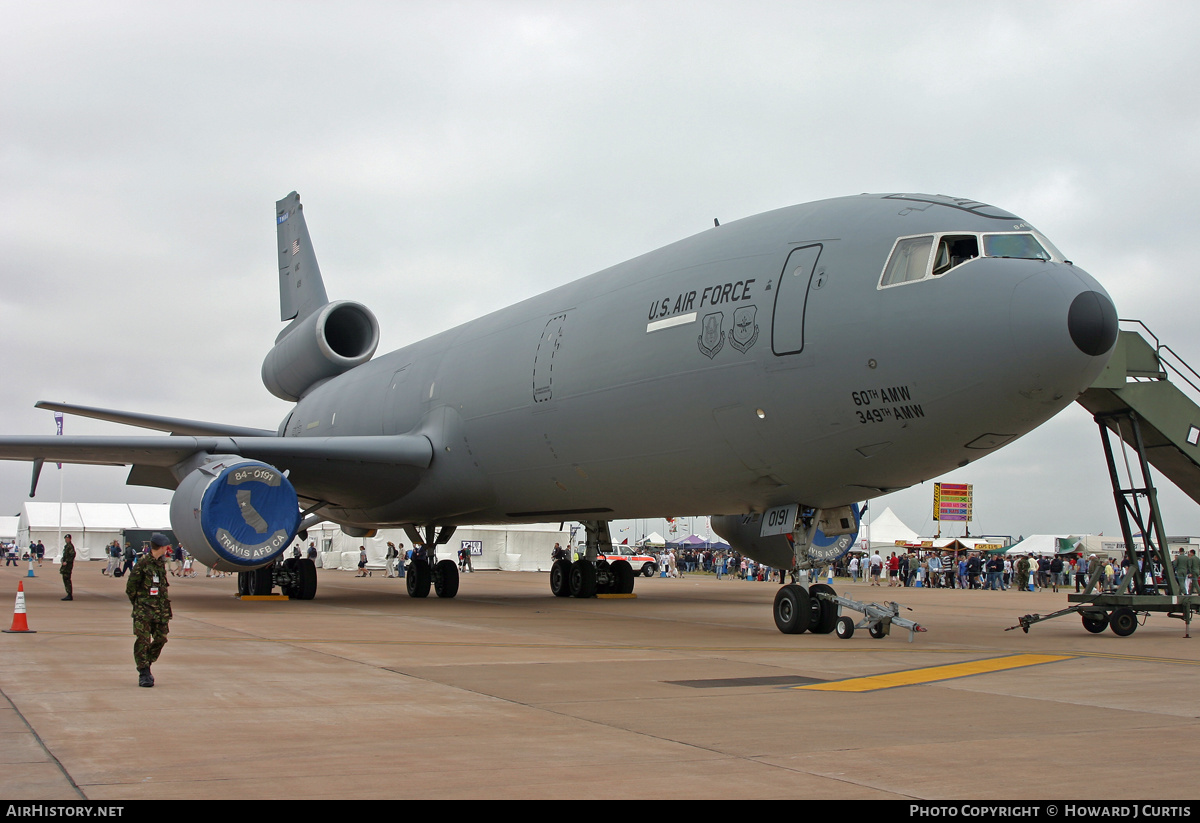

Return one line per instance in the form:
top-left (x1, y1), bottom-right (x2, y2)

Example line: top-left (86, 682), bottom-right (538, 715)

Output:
top-left (931, 235), bottom-right (980, 275)
top-left (881, 236), bottom-right (933, 286)
top-left (982, 233), bottom-right (1051, 260)
top-left (880, 231), bottom-right (1054, 289)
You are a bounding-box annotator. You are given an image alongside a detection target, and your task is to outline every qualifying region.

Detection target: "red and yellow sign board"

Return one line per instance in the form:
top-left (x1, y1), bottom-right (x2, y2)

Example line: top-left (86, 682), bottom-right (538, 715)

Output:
top-left (934, 482), bottom-right (973, 522)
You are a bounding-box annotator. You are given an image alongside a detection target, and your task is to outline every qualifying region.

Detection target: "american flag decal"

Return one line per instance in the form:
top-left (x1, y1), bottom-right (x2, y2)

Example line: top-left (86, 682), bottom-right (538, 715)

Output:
top-left (292, 239), bottom-right (300, 256)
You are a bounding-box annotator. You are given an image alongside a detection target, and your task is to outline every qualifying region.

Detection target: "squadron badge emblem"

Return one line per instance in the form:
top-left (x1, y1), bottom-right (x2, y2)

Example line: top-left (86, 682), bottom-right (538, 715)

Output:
top-left (697, 311), bottom-right (725, 359)
top-left (728, 305), bottom-right (759, 353)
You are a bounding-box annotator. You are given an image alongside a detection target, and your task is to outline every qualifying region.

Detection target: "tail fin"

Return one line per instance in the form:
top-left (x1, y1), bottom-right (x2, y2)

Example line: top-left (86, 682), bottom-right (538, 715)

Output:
top-left (276, 191), bottom-right (329, 325)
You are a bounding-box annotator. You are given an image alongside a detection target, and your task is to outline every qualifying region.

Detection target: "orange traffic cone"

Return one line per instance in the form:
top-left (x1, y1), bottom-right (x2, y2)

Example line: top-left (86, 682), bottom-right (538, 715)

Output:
top-left (3, 581), bottom-right (36, 633)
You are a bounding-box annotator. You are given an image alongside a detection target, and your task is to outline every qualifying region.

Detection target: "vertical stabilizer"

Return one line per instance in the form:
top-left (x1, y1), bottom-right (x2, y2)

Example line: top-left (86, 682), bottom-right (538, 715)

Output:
top-left (276, 192), bottom-right (329, 323)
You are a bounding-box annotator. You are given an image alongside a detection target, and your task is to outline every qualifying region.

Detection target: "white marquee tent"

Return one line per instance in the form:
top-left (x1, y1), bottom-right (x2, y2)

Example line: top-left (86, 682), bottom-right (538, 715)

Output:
top-left (863, 507), bottom-right (920, 549)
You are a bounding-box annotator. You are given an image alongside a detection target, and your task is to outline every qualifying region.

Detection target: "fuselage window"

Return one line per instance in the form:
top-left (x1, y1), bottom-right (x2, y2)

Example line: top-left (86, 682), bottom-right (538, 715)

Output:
top-left (880, 235), bottom-right (934, 286)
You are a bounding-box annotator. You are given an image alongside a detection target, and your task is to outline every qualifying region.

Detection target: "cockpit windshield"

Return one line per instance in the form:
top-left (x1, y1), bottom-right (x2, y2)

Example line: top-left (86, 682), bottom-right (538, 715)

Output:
top-left (879, 231), bottom-right (1058, 288)
top-left (982, 233), bottom-right (1051, 260)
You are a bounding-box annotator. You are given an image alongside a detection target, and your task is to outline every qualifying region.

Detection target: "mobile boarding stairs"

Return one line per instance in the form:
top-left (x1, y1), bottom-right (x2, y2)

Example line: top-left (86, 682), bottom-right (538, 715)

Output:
top-left (1011, 321), bottom-right (1200, 637)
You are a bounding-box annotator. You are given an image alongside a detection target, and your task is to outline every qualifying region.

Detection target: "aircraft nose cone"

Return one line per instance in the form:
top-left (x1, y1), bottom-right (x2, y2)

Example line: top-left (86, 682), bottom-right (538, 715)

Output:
top-left (1007, 263), bottom-right (1116, 400)
top-left (1067, 289), bottom-right (1118, 356)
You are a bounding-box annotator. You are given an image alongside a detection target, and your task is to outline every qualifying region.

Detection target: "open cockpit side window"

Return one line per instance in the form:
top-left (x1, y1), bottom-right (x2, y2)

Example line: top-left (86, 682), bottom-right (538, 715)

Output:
top-left (931, 235), bottom-right (979, 275)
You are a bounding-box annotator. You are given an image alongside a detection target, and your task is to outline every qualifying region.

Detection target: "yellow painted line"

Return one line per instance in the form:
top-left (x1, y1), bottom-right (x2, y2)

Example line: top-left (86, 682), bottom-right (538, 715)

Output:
top-left (596, 593), bottom-right (637, 599)
top-left (794, 653), bottom-right (1074, 692)
top-left (238, 595), bottom-right (290, 601)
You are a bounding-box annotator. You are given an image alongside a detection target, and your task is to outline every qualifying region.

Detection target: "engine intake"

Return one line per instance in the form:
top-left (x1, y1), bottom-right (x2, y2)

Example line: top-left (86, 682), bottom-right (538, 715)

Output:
top-left (262, 300), bottom-right (379, 401)
top-left (169, 457), bottom-right (301, 572)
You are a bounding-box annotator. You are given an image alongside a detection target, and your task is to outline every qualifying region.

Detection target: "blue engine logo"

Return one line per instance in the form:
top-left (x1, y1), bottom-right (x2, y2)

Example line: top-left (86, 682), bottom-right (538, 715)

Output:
top-left (198, 461), bottom-right (299, 566)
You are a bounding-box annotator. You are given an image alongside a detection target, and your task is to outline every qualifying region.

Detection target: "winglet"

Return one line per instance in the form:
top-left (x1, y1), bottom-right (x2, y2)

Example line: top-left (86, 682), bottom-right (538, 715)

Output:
top-left (276, 192), bottom-right (330, 324)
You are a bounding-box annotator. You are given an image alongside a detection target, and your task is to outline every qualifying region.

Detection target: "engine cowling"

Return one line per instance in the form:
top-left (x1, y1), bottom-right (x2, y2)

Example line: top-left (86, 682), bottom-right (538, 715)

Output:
top-left (712, 504), bottom-right (860, 569)
top-left (169, 457), bottom-right (300, 572)
top-left (262, 300), bottom-right (380, 401)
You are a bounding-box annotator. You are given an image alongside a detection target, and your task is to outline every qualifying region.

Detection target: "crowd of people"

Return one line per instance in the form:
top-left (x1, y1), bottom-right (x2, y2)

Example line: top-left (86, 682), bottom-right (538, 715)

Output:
top-left (563, 543), bottom-right (1200, 594)
top-left (9, 537), bottom-right (1200, 594)
top-left (847, 550), bottom-right (1076, 590)
top-left (3, 538), bottom-right (211, 579)
top-left (842, 548), bottom-right (1200, 594)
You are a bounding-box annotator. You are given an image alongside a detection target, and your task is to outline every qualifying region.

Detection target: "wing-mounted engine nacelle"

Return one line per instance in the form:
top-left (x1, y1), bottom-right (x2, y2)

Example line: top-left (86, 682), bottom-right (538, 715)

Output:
top-left (169, 456), bottom-right (301, 572)
top-left (712, 503), bottom-right (861, 570)
top-left (261, 300), bottom-right (380, 401)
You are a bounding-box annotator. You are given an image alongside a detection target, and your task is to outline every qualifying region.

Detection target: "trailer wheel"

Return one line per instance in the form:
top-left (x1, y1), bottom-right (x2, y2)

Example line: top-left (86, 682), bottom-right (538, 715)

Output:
top-left (1081, 611), bottom-right (1109, 633)
top-left (835, 615), bottom-right (855, 639)
top-left (1109, 607), bottom-right (1137, 636)
top-left (868, 622), bottom-right (888, 639)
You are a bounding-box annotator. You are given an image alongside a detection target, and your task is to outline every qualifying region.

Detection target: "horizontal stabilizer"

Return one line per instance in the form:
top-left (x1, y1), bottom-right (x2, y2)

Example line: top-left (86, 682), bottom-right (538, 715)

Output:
top-left (35, 401), bottom-right (276, 437)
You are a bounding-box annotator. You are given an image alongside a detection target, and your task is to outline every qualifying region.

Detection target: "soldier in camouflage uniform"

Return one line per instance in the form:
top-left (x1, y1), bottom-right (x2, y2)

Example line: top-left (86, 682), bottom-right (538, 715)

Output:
top-left (60, 534), bottom-right (76, 601)
top-left (126, 533), bottom-right (173, 687)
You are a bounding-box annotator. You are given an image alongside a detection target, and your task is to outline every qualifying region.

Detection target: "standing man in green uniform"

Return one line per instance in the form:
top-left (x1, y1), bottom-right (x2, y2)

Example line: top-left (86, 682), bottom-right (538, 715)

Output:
top-left (126, 533), bottom-right (172, 687)
top-left (60, 534), bottom-right (76, 601)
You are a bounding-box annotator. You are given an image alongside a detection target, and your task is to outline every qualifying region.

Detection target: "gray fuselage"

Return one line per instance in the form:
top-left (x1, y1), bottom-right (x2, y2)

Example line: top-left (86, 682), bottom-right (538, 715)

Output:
top-left (280, 194), bottom-right (1114, 532)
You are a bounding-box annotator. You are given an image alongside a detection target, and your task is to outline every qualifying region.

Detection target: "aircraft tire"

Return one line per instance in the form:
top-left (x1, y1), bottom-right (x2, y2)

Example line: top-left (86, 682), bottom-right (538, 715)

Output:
top-left (1109, 607), bottom-right (1137, 636)
top-left (433, 559), bottom-right (459, 598)
top-left (248, 567), bottom-right (273, 596)
top-left (569, 560), bottom-right (597, 598)
top-left (611, 559), bottom-right (635, 594)
top-left (807, 583), bottom-right (838, 634)
top-left (237, 571), bottom-right (251, 596)
top-left (406, 562), bottom-right (431, 598)
top-left (773, 584), bottom-right (811, 634)
top-left (550, 559), bottom-right (572, 597)
top-left (296, 558), bottom-right (318, 600)
top-left (868, 622), bottom-right (888, 639)
top-left (1081, 611), bottom-right (1109, 633)
top-left (836, 615), bottom-right (855, 639)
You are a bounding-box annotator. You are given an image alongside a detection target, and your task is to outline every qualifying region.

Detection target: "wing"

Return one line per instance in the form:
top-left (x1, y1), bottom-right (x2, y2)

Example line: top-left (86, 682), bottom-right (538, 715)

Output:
top-left (0, 434), bottom-right (433, 507)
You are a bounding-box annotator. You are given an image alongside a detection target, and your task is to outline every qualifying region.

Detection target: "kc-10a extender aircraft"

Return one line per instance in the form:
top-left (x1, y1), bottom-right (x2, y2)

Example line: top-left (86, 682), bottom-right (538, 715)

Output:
top-left (0, 192), bottom-right (1118, 632)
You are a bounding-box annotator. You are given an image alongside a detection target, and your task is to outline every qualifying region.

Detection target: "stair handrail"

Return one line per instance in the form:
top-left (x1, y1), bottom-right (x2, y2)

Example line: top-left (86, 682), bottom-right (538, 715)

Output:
top-left (1119, 318), bottom-right (1200, 398)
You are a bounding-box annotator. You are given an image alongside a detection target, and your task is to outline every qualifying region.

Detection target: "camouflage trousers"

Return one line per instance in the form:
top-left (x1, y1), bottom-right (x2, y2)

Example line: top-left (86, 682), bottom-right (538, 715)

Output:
top-left (60, 566), bottom-right (73, 598)
top-left (133, 616), bottom-right (169, 670)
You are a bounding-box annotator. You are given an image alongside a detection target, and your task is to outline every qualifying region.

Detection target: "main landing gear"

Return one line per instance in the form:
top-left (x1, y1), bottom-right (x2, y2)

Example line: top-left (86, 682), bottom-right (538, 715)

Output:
top-left (550, 520), bottom-right (636, 599)
top-left (236, 557), bottom-right (318, 600)
top-left (402, 524), bottom-right (460, 599)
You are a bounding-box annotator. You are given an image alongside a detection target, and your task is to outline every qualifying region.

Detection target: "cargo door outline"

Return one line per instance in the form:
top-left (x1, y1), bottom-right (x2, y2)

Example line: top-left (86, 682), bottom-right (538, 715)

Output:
top-left (771, 244), bottom-right (823, 356)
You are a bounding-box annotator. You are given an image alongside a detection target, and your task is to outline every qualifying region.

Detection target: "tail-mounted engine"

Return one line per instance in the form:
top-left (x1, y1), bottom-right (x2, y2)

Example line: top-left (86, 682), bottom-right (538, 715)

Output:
top-left (169, 456), bottom-right (301, 572)
top-left (261, 300), bottom-right (380, 401)
top-left (712, 504), bottom-right (861, 570)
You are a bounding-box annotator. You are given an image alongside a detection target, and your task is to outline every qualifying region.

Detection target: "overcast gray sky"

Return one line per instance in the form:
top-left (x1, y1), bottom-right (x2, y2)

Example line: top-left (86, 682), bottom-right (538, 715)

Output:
top-left (3, 1), bottom-right (1199, 542)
